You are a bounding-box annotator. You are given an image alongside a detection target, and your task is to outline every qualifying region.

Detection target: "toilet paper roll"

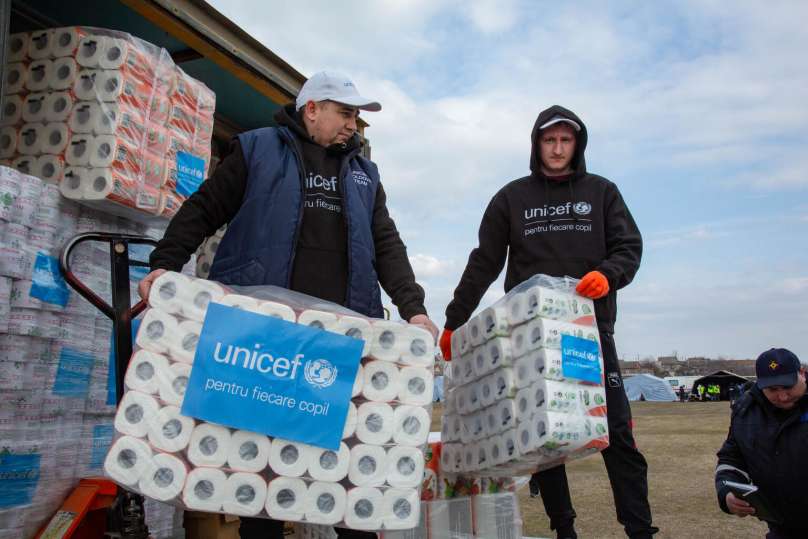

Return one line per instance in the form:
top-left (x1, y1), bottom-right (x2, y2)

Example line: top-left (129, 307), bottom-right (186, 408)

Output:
top-left (85, 168), bottom-right (139, 207)
top-left (224, 472), bottom-right (268, 516)
top-left (308, 441), bottom-right (350, 482)
top-left (528, 318), bottom-right (600, 350)
top-left (11, 155), bottom-right (38, 176)
top-left (0, 247), bottom-right (31, 279)
top-left (52, 27), bottom-right (85, 57)
top-left (513, 352), bottom-right (539, 389)
top-left (401, 325), bottom-right (435, 367)
top-left (114, 390), bottom-right (159, 437)
top-left (466, 381), bottom-right (481, 412)
top-left (76, 36), bottom-right (108, 68)
top-left (187, 422), bottom-right (232, 468)
top-left (298, 309), bottom-right (339, 331)
top-left (8, 33), bottom-right (28, 63)
top-left (227, 430), bottom-right (270, 473)
top-left (471, 346), bottom-right (489, 378)
top-left (0, 126), bottom-right (17, 158)
top-left (516, 412), bottom-right (549, 455)
top-left (148, 271), bottom-right (190, 314)
top-left (459, 352), bottom-right (476, 384)
top-left (492, 367), bottom-right (517, 401)
top-left (385, 445), bottom-right (424, 488)
top-left (103, 435), bottom-right (152, 486)
top-left (461, 443), bottom-right (477, 472)
top-left (182, 467), bottom-right (227, 512)
top-left (397, 366), bottom-right (433, 406)
top-left (26, 60), bottom-right (52, 92)
top-left (216, 293), bottom-right (260, 313)
top-left (578, 386), bottom-right (607, 414)
top-left (265, 476), bottom-right (306, 521)
top-left (1, 94), bottom-right (23, 125)
top-left (509, 322), bottom-right (531, 358)
top-left (182, 279), bottom-right (226, 321)
top-left (332, 315), bottom-right (372, 356)
top-left (36, 153), bottom-right (65, 183)
top-left (475, 440), bottom-right (491, 470)
top-left (255, 300), bottom-right (296, 323)
top-left (541, 349), bottom-right (564, 380)
top-left (65, 135), bottom-right (93, 166)
top-left (493, 399), bottom-right (517, 434)
top-left (135, 308), bottom-right (179, 354)
top-left (351, 363), bottom-right (364, 398)
top-left (449, 324), bottom-right (470, 357)
top-left (59, 167), bottom-right (86, 199)
top-left (68, 100), bottom-right (101, 132)
top-left (97, 70), bottom-right (125, 102)
top-left (449, 414), bottom-right (463, 443)
top-left (88, 135), bottom-right (138, 169)
top-left (487, 434), bottom-right (505, 466)
top-left (392, 405), bottom-right (430, 447)
top-left (466, 315), bottom-right (485, 347)
top-left (124, 349), bottom-right (169, 394)
top-left (479, 374), bottom-right (497, 409)
top-left (169, 320), bottom-right (202, 364)
top-left (345, 487), bottom-right (384, 530)
top-left (369, 320), bottom-right (406, 362)
top-left (383, 487), bottom-right (420, 530)
top-left (4, 63), bottom-right (27, 95)
top-left (486, 337), bottom-right (514, 371)
top-left (157, 362), bottom-right (191, 406)
top-left (348, 444), bottom-right (387, 487)
top-left (146, 405), bottom-right (194, 453)
top-left (268, 437), bottom-right (313, 477)
top-left (361, 360), bottom-right (400, 402)
top-left (501, 428), bottom-right (521, 462)
top-left (305, 481), bottom-right (347, 525)
top-left (97, 104), bottom-right (146, 141)
top-left (4, 223), bottom-right (27, 250)
top-left (472, 411), bottom-right (487, 441)
top-left (342, 401), bottom-right (358, 439)
top-left (49, 57), bottom-right (79, 90)
top-left (481, 306), bottom-right (509, 340)
top-left (42, 122), bottom-right (69, 154)
top-left (17, 123), bottom-right (45, 155)
top-left (356, 402), bottom-right (394, 445)
top-left (28, 30), bottom-right (54, 60)
top-left (22, 93), bottom-right (47, 123)
top-left (515, 385), bottom-right (537, 424)
top-left (195, 253), bottom-right (210, 278)
top-left (98, 38), bottom-right (131, 70)
top-left (455, 385), bottom-right (470, 416)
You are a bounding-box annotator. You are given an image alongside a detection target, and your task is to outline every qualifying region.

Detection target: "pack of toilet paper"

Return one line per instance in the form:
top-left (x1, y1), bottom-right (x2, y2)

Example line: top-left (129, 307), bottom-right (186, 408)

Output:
top-left (441, 274), bottom-right (608, 477)
top-left (2, 26), bottom-right (215, 224)
top-left (104, 271), bottom-right (436, 531)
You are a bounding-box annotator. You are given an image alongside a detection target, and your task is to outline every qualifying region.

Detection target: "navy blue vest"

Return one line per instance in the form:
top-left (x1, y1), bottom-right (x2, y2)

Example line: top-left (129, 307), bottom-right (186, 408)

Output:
top-left (208, 127), bottom-right (384, 318)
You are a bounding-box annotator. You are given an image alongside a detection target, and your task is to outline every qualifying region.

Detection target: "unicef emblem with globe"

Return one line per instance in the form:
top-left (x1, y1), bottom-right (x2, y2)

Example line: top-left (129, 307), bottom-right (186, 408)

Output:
top-left (573, 201), bottom-right (591, 215)
top-left (304, 358), bottom-right (338, 389)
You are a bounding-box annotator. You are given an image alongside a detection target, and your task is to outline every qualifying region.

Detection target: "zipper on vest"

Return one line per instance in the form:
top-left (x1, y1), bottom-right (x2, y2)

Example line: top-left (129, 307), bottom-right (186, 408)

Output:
top-left (279, 127), bottom-right (307, 288)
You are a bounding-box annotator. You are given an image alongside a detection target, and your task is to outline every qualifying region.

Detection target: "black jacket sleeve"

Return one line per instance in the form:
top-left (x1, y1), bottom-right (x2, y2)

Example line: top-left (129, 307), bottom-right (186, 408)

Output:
top-left (372, 183), bottom-right (427, 321)
top-left (149, 139), bottom-right (247, 271)
top-left (715, 418), bottom-right (752, 514)
top-left (595, 184), bottom-right (643, 290)
top-left (444, 190), bottom-right (510, 330)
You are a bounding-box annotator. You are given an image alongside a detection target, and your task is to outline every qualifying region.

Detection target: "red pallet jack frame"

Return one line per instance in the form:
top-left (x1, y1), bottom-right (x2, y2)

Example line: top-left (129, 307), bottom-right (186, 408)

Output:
top-left (36, 232), bottom-right (158, 539)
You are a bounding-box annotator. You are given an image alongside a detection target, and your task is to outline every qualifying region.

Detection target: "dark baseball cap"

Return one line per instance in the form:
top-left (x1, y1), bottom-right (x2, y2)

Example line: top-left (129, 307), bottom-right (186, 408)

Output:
top-left (756, 348), bottom-right (801, 388)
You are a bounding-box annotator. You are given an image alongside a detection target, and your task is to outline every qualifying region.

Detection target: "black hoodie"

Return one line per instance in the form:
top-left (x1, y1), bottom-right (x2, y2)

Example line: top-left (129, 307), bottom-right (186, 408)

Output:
top-left (444, 105), bottom-right (642, 333)
top-left (150, 104), bottom-right (427, 320)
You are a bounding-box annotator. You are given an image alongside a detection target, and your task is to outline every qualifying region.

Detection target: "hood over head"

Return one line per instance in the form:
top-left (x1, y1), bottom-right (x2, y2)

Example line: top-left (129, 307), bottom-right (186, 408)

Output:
top-left (529, 105), bottom-right (588, 179)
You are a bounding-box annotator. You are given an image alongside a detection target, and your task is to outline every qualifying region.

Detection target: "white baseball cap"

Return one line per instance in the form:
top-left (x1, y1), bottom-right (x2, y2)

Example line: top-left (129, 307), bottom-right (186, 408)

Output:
top-left (295, 71), bottom-right (381, 112)
top-left (539, 115), bottom-right (581, 131)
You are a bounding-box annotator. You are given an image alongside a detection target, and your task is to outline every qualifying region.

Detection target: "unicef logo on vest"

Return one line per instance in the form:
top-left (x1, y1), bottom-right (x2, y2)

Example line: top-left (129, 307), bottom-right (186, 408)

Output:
top-left (573, 202), bottom-right (592, 216)
top-left (304, 358), bottom-right (338, 389)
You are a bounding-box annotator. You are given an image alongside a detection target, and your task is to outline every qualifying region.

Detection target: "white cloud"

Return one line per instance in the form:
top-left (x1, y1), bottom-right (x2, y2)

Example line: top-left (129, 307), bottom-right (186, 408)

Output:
top-left (409, 254), bottom-right (452, 278)
top-left (464, 0), bottom-right (519, 34)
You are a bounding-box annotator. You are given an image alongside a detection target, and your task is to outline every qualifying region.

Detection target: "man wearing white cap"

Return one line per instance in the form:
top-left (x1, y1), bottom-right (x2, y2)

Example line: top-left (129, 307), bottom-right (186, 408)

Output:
top-left (440, 105), bottom-right (656, 538)
top-left (141, 72), bottom-right (437, 538)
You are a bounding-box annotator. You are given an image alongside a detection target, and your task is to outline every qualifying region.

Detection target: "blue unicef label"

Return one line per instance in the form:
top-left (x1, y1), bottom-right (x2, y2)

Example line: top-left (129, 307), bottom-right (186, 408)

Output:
top-left (182, 303), bottom-right (362, 450)
top-left (0, 453), bottom-right (41, 508)
top-left (89, 424), bottom-right (115, 469)
top-left (30, 252), bottom-right (70, 308)
top-left (561, 334), bottom-right (603, 384)
top-left (53, 347), bottom-right (94, 397)
top-left (175, 151), bottom-right (206, 197)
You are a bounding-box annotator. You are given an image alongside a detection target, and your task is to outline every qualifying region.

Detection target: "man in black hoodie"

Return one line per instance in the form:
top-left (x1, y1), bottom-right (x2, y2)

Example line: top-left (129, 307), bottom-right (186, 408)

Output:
top-left (139, 71), bottom-right (437, 538)
top-left (439, 106), bottom-right (656, 539)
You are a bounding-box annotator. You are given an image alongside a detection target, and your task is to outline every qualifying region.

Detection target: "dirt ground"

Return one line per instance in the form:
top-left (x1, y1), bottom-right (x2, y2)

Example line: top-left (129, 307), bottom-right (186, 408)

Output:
top-left (432, 401), bottom-right (770, 539)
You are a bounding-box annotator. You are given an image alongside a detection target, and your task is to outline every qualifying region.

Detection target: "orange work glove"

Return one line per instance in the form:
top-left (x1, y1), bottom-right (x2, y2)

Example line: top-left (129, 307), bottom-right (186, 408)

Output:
top-left (576, 271), bottom-right (610, 299)
top-left (439, 329), bottom-right (453, 361)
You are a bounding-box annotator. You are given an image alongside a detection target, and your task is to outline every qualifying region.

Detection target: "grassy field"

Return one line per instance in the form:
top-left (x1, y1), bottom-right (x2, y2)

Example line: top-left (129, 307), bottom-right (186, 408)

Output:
top-left (432, 401), bottom-right (769, 539)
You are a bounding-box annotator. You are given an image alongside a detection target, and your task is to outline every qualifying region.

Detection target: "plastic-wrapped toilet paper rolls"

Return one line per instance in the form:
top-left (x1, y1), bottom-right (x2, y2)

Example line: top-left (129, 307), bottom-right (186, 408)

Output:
top-left (188, 423), bottom-right (232, 467)
top-left (114, 390), bottom-right (159, 437)
top-left (36, 154), bottom-right (65, 183)
top-left (348, 444), bottom-right (388, 487)
top-left (50, 57), bottom-right (79, 90)
top-left (224, 472), bottom-right (267, 516)
top-left (370, 320), bottom-right (408, 362)
top-left (345, 487), bottom-right (384, 530)
top-left (139, 452), bottom-right (187, 502)
top-left (527, 318), bottom-right (600, 350)
top-left (351, 364), bottom-right (364, 398)
top-left (256, 300), bottom-right (296, 323)
top-left (0, 127), bottom-right (18, 159)
top-left (227, 430), bottom-right (270, 472)
top-left (481, 306), bottom-right (509, 340)
top-left (268, 437), bottom-right (312, 477)
top-left (479, 375), bottom-right (497, 409)
top-left (183, 467), bottom-right (226, 512)
top-left (305, 481), bottom-right (347, 525)
top-left (342, 402), bottom-right (357, 439)
top-left (472, 347), bottom-right (488, 379)
top-left (383, 488), bottom-right (420, 530)
top-left (52, 27), bottom-right (86, 57)
top-left (466, 382), bottom-right (481, 412)
top-left (1, 95), bottom-right (23, 127)
top-left (42, 122), bottom-right (70, 154)
top-left (298, 309), bottom-right (339, 331)
top-left (332, 315), bottom-right (372, 356)
top-left (26, 60), bottom-right (53, 92)
top-left (397, 366), bottom-right (433, 406)
top-left (29, 30), bottom-right (55, 59)
top-left (265, 476), bottom-right (307, 521)
top-left (22, 93), bottom-right (47, 123)
top-left (515, 385), bottom-right (537, 423)
top-left (5, 63), bottom-right (27, 95)
top-left (361, 360), bottom-right (400, 402)
top-left (487, 337), bottom-right (514, 371)
top-left (76, 36), bottom-right (108, 67)
top-left (392, 405), bottom-right (430, 446)
top-left (307, 441), bottom-right (350, 482)
top-left (217, 293), bottom-right (260, 312)
top-left (449, 324), bottom-right (470, 356)
top-left (401, 325), bottom-right (434, 367)
top-left (8, 33), bottom-right (28, 62)
top-left (467, 315), bottom-right (485, 347)
top-left (65, 136), bottom-right (92, 167)
top-left (157, 362), bottom-right (191, 406)
top-left (104, 435), bottom-right (153, 486)
top-left (356, 402), bottom-right (394, 445)
top-left (386, 446), bottom-right (424, 488)
top-left (183, 279), bottom-right (226, 321)
top-left (136, 308), bottom-right (179, 354)
top-left (17, 123), bottom-right (45, 155)
top-left (492, 367), bottom-right (517, 401)
top-left (148, 271), bottom-right (190, 314)
top-left (170, 320), bottom-right (202, 364)
top-left (124, 349), bottom-right (169, 394)
top-left (147, 405), bottom-right (195, 452)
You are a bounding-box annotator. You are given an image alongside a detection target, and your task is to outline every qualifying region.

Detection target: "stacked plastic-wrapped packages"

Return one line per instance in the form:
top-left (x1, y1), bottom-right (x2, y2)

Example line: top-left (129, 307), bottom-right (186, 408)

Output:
top-left (194, 225), bottom-right (225, 278)
top-left (0, 164), bottom-right (189, 537)
top-left (104, 271), bottom-right (436, 531)
top-left (2, 27), bottom-right (214, 223)
top-left (440, 274), bottom-right (609, 477)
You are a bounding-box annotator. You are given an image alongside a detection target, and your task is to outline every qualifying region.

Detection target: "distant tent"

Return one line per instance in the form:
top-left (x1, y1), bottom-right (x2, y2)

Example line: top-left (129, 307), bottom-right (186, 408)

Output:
top-left (623, 374), bottom-right (677, 402)
top-left (691, 371), bottom-right (750, 401)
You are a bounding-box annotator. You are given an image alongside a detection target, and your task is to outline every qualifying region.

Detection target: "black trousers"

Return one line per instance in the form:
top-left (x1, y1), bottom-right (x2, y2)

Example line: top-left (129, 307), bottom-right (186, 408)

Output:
top-left (531, 331), bottom-right (658, 539)
top-left (239, 517), bottom-right (378, 538)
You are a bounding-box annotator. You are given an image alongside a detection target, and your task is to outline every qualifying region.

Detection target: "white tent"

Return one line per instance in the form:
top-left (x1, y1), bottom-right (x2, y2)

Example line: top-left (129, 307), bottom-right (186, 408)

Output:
top-left (623, 374), bottom-right (677, 402)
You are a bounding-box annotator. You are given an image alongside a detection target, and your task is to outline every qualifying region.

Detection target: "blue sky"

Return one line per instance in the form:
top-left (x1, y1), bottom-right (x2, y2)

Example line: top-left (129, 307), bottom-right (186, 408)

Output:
top-left (209, 0), bottom-right (808, 360)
